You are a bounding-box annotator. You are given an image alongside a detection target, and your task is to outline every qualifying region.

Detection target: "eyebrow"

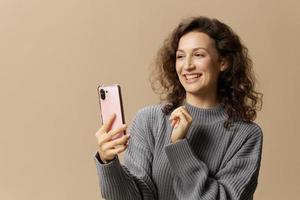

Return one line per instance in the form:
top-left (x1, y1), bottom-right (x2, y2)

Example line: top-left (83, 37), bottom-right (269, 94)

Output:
top-left (176, 47), bottom-right (208, 52)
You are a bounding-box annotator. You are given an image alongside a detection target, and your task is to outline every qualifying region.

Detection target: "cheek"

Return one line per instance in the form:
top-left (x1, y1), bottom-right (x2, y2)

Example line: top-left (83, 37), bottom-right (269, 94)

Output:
top-left (198, 59), bottom-right (219, 80)
top-left (175, 62), bottom-right (181, 74)
top-left (196, 58), bottom-right (210, 68)
top-left (198, 58), bottom-right (219, 74)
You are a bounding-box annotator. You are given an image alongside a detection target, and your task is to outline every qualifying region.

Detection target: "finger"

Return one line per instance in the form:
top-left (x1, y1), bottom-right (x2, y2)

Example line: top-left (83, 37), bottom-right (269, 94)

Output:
top-left (171, 119), bottom-right (176, 128)
top-left (179, 107), bottom-right (192, 122)
top-left (169, 105), bottom-right (188, 120)
top-left (103, 135), bottom-right (130, 151)
top-left (99, 113), bottom-right (116, 133)
top-left (169, 106), bottom-right (180, 119)
top-left (169, 108), bottom-right (181, 121)
top-left (96, 133), bottom-right (113, 146)
top-left (170, 115), bottom-right (185, 129)
top-left (176, 111), bottom-right (189, 125)
top-left (169, 107), bottom-right (186, 128)
top-left (171, 115), bottom-right (181, 127)
top-left (108, 124), bottom-right (127, 137)
top-left (97, 124), bottom-right (127, 146)
top-left (172, 115), bottom-right (187, 129)
top-left (172, 106), bottom-right (192, 123)
top-left (107, 144), bottom-right (128, 155)
top-left (170, 117), bottom-right (179, 129)
top-left (170, 106), bottom-right (187, 120)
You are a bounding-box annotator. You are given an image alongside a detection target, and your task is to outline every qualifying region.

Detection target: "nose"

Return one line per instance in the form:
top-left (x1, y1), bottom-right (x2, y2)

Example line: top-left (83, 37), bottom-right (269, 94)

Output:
top-left (184, 57), bottom-right (196, 70)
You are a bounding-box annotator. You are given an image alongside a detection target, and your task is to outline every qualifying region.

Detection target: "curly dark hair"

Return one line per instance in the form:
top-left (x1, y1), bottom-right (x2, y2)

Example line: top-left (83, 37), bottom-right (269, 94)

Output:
top-left (149, 16), bottom-right (263, 129)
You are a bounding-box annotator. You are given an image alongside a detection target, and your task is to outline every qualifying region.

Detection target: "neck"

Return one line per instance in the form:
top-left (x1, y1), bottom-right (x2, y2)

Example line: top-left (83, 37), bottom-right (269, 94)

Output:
top-left (183, 101), bottom-right (227, 124)
top-left (185, 91), bottom-right (220, 109)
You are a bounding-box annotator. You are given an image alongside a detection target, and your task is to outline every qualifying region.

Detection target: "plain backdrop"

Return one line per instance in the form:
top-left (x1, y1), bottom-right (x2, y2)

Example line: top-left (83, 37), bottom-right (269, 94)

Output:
top-left (0, 0), bottom-right (299, 199)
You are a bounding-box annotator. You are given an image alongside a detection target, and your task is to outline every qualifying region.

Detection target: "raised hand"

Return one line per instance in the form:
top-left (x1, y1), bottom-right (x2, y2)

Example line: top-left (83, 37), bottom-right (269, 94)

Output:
top-left (169, 106), bottom-right (193, 143)
top-left (95, 113), bottom-right (130, 163)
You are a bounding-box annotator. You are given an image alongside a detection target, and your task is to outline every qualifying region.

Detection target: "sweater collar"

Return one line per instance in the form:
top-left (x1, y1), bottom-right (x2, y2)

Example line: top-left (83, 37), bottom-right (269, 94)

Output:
top-left (183, 102), bottom-right (228, 124)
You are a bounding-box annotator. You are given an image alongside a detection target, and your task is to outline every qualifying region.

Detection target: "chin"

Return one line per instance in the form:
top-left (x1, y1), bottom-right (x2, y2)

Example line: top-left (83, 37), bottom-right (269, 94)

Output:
top-left (184, 88), bottom-right (204, 95)
top-left (183, 83), bottom-right (209, 93)
top-left (180, 78), bottom-right (205, 92)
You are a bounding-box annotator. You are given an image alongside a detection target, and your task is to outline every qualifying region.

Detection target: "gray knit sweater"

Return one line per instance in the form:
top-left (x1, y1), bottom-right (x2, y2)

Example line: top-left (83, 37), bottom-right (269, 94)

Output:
top-left (94, 102), bottom-right (263, 200)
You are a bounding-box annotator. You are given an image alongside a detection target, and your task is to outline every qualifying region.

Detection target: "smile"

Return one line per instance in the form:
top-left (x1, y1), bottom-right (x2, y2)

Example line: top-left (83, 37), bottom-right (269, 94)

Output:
top-left (184, 73), bottom-right (202, 82)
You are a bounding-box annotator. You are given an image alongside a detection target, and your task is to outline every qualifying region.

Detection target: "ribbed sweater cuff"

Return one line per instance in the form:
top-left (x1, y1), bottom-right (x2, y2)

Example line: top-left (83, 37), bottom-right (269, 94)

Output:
top-left (94, 153), bottom-right (123, 182)
top-left (165, 139), bottom-right (209, 175)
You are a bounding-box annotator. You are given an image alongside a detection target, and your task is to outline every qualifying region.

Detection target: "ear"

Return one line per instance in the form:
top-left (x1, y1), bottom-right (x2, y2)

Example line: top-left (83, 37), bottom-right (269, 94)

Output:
top-left (219, 57), bottom-right (229, 72)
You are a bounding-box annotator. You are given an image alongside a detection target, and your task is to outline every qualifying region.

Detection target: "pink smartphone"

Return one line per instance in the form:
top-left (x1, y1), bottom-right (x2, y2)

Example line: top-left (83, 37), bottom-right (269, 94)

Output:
top-left (98, 84), bottom-right (126, 139)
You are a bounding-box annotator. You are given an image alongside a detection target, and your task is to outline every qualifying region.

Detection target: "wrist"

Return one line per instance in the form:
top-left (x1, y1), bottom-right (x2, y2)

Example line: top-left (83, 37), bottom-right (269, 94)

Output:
top-left (97, 152), bottom-right (113, 164)
top-left (171, 138), bottom-right (184, 144)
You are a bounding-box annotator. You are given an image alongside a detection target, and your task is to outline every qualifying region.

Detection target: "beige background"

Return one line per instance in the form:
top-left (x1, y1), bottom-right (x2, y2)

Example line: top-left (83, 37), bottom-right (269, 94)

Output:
top-left (0, 0), bottom-right (299, 199)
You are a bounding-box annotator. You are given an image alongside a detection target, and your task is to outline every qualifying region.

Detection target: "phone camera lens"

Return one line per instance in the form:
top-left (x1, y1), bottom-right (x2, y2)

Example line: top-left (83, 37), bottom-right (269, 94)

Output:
top-left (100, 89), bottom-right (106, 100)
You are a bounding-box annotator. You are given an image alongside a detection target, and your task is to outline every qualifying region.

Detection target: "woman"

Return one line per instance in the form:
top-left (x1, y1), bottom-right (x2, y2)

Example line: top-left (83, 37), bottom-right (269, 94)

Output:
top-left (94, 16), bottom-right (263, 200)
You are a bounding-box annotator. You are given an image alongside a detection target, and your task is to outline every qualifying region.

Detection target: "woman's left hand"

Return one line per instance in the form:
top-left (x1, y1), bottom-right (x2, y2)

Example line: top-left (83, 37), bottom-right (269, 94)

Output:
top-left (169, 106), bottom-right (193, 143)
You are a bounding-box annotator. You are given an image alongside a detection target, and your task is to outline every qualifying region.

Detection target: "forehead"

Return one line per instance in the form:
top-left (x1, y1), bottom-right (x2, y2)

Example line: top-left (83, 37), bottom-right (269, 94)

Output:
top-left (177, 31), bottom-right (215, 51)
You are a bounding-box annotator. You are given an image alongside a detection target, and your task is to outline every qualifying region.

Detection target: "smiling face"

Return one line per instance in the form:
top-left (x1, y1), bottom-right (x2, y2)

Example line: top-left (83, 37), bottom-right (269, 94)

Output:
top-left (175, 31), bottom-right (227, 99)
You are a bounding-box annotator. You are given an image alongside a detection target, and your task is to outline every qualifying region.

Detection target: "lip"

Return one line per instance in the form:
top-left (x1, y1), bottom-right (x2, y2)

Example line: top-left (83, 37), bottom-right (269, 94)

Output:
top-left (183, 73), bottom-right (203, 76)
top-left (183, 73), bottom-right (202, 79)
top-left (183, 73), bottom-right (202, 83)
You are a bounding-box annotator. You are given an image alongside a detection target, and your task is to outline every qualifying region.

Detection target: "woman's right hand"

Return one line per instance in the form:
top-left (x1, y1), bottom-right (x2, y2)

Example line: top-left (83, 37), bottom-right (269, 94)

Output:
top-left (95, 113), bottom-right (130, 164)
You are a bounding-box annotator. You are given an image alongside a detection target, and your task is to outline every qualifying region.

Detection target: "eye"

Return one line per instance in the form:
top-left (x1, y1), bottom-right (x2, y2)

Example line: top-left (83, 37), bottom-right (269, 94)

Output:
top-left (176, 54), bottom-right (185, 59)
top-left (195, 53), bottom-right (205, 57)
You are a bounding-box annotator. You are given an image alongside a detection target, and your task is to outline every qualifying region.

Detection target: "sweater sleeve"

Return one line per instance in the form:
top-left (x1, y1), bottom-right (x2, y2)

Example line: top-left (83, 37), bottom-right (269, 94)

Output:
top-left (164, 124), bottom-right (263, 200)
top-left (94, 107), bottom-right (157, 200)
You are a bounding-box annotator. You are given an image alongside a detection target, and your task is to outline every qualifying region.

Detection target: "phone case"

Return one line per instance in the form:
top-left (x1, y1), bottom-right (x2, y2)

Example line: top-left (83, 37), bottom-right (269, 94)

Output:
top-left (98, 84), bottom-right (126, 139)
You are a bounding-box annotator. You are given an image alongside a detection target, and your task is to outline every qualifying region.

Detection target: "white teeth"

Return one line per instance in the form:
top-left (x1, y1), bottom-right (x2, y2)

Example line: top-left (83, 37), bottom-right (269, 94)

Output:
top-left (185, 74), bottom-right (201, 80)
